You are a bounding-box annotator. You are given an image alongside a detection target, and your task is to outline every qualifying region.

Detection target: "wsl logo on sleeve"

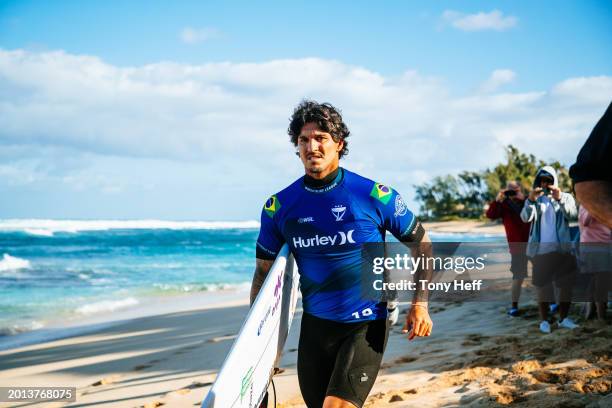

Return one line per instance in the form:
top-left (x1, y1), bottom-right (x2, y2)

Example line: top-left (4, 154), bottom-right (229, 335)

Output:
top-left (292, 230), bottom-right (356, 248)
top-left (394, 195), bottom-right (408, 217)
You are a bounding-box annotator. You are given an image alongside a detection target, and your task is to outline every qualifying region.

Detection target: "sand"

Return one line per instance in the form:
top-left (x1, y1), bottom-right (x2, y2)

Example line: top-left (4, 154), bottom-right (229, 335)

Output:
top-left (2, 286), bottom-right (610, 407)
top-left (2, 220), bottom-right (611, 407)
top-left (279, 297), bottom-right (611, 408)
top-left (0, 298), bottom-right (252, 408)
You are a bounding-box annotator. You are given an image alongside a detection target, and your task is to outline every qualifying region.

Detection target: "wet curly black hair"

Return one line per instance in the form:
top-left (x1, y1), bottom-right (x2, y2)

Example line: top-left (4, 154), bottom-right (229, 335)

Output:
top-left (288, 100), bottom-right (350, 158)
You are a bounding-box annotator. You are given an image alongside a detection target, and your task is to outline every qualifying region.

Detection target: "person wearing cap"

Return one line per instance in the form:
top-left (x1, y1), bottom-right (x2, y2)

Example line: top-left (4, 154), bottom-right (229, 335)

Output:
top-left (486, 181), bottom-right (531, 316)
top-left (521, 166), bottom-right (579, 334)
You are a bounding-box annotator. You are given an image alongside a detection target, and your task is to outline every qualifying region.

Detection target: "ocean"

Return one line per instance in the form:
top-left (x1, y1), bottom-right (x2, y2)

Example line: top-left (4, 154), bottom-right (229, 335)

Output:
top-left (0, 219), bottom-right (503, 348)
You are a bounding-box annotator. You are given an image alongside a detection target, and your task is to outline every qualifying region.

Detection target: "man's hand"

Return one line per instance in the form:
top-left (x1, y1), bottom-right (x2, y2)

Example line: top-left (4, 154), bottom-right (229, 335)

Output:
top-left (528, 187), bottom-right (543, 202)
top-left (496, 190), bottom-right (506, 202)
top-left (549, 185), bottom-right (561, 201)
top-left (402, 305), bottom-right (433, 340)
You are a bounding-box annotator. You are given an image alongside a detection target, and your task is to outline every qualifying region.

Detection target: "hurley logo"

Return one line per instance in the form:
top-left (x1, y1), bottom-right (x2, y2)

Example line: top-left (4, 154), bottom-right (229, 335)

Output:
top-left (331, 205), bottom-right (347, 221)
top-left (292, 230), bottom-right (356, 248)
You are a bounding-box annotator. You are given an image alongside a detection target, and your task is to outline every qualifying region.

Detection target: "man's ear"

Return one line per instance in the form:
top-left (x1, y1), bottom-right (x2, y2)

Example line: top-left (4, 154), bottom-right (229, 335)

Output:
top-left (337, 139), bottom-right (344, 153)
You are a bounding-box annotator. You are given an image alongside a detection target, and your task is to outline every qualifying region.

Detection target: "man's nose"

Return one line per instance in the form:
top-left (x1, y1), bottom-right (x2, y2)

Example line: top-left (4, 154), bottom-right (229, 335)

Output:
top-left (308, 138), bottom-right (319, 152)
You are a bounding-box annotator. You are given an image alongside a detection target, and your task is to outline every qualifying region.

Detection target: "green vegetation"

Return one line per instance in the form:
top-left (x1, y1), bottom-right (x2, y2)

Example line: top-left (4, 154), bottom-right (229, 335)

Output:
top-left (414, 145), bottom-right (572, 220)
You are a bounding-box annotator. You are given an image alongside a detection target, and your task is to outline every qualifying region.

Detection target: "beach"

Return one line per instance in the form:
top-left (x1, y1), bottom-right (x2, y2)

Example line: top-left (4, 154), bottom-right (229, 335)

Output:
top-left (1, 289), bottom-right (611, 407)
top-left (1, 220), bottom-right (611, 407)
top-left (0, 294), bottom-right (253, 408)
top-left (3, 1), bottom-right (611, 406)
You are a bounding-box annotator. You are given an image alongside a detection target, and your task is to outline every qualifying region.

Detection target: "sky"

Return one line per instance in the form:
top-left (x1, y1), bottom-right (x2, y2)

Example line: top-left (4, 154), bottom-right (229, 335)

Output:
top-left (0, 0), bottom-right (611, 220)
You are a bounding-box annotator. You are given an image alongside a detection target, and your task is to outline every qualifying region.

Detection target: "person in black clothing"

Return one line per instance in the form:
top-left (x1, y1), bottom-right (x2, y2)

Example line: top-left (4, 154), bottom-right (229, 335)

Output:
top-left (570, 101), bottom-right (612, 322)
top-left (570, 101), bottom-right (612, 227)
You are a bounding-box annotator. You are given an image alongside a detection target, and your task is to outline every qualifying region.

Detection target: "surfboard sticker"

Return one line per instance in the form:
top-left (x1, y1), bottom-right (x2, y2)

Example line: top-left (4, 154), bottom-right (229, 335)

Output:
top-left (202, 244), bottom-right (299, 408)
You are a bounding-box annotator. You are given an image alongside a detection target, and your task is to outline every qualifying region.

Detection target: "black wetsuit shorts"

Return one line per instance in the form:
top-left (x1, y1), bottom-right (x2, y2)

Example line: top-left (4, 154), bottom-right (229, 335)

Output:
top-left (297, 312), bottom-right (389, 408)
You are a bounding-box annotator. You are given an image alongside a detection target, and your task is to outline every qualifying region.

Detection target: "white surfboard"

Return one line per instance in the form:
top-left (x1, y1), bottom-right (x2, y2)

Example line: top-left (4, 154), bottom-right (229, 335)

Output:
top-left (202, 244), bottom-right (300, 408)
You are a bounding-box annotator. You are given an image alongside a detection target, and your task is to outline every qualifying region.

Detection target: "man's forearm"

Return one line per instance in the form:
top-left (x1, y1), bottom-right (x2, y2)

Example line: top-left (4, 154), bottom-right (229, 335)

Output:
top-left (575, 181), bottom-right (612, 228)
top-left (250, 258), bottom-right (274, 305)
top-left (409, 233), bottom-right (433, 306)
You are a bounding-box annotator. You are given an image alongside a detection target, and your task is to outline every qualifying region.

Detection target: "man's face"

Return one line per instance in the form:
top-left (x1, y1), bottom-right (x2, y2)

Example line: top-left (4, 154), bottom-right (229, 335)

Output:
top-left (297, 122), bottom-right (343, 176)
top-left (539, 176), bottom-right (554, 189)
top-left (506, 183), bottom-right (523, 200)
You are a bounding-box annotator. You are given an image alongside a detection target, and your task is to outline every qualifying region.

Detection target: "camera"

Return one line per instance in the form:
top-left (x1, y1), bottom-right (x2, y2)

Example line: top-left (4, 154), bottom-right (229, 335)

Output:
top-left (504, 190), bottom-right (517, 198)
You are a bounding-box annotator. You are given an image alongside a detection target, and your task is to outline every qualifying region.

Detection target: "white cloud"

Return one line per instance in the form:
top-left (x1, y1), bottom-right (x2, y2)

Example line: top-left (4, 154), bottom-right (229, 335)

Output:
top-left (0, 48), bottom-right (609, 217)
top-left (479, 69), bottom-right (516, 93)
top-left (179, 27), bottom-right (220, 44)
top-left (552, 76), bottom-right (612, 105)
top-left (0, 163), bottom-right (41, 185)
top-left (442, 10), bottom-right (517, 31)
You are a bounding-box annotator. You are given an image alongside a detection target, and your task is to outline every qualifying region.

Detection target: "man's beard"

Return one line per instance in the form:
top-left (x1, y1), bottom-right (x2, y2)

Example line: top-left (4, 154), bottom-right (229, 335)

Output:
top-left (306, 158), bottom-right (325, 173)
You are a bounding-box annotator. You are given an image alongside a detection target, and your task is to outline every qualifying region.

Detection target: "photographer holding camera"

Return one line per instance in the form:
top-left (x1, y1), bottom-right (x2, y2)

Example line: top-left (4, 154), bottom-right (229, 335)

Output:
top-left (521, 166), bottom-right (578, 334)
top-left (486, 181), bottom-right (531, 316)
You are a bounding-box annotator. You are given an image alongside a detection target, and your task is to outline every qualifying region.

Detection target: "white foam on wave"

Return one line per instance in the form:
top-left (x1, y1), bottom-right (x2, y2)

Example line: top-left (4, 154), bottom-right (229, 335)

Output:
top-left (23, 228), bottom-right (55, 237)
top-left (0, 254), bottom-right (32, 272)
top-left (0, 320), bottom-right (45, 336)
top-left (152, 281), bottom-right (251, 293)
top-left (0, 219), bottom-right (260, 235)
top-left (75, 297), bottom-right (139, 315)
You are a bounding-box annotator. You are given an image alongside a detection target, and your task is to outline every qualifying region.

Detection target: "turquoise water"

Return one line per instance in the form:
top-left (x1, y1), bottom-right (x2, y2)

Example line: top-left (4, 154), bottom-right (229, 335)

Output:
top-left (0, 223), bottom-right (258, 335)
top-left (0, 220), bottom-right (503, 337)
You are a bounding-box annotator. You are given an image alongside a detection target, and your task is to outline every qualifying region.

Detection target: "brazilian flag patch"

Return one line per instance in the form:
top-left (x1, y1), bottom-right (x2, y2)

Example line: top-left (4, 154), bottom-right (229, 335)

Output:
top-left (264, 195), bottom-right (281, 218)
top-left (370, 183), bottom-right (393, 205)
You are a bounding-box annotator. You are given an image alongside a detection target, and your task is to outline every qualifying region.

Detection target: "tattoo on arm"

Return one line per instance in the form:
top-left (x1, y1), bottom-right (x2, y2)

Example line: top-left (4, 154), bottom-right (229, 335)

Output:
top-left (407, 231), bottom-right (433, 305)
top-left (250, 258), bottom-right (274, 305)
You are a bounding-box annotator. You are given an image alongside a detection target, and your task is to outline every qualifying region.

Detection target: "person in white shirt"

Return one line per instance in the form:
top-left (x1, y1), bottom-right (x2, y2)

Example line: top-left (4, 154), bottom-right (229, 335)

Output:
top-left (521, 166), bottom-right (579, 334)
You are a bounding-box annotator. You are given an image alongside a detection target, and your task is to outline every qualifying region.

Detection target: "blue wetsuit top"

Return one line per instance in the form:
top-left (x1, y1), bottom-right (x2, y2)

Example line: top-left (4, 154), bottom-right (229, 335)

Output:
top-left (256, 168), bottom-right (417, 323)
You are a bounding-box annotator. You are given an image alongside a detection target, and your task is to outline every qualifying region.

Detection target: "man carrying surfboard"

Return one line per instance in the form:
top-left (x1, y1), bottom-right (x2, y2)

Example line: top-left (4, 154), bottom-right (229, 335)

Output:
top-left (251, 100), bottom-right (433, 408)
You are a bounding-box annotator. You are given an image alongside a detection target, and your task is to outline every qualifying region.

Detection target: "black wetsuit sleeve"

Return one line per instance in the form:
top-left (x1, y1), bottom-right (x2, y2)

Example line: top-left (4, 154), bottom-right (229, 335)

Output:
top-left (570, 101), bottom-right (612, 183)
top-left (399, 220), bottom-right (425, 243)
